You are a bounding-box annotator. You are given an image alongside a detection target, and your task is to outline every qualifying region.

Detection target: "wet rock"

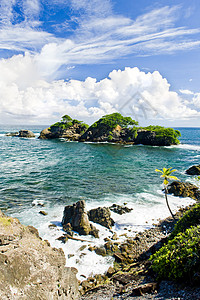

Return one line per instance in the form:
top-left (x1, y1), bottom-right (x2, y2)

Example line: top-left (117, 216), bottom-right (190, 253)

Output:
top-left (112, 233), bottom-right (118, 240)
top-left (18, 130), bottom-right (35, 138)
top-left (114, 252), bottom-right (125, 262)
top-left (186, 165), bottom-right (200, 175)
top-left (88, 206), bottom-right (114, 229)
top-left (63, 222), bottom-right (74, 236)
top-left (109, 204), bottom-right (133, 215)
top-left (94, 246), bottom-right (107, 257)
top-left (62, 200), bottom-right (99, 238)
top-left (39, 210), bottom-right (48, 216)
top-left (167, 181), bottom-right (200, 200)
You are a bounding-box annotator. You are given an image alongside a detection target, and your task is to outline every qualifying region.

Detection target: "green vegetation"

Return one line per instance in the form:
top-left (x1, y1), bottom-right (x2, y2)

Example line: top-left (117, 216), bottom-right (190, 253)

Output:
top-left (170, 203), bottom-right (200, 239)
top-left (150, 225), bottom-right (200, 282)
top-left (155, 167), bottom-right (179, 219)
top-left (141, 126), bottom-right (181, 145)
top-left (50, 114), bottom-right (89, 131)
top-left (88, 113), bottom-right (139, 131)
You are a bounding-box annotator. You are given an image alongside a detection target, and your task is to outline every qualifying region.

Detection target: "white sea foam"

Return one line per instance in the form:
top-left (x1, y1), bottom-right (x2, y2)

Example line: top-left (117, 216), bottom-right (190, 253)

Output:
top-left (170, 144), bottom-right (200, 151)
top-left (12, 192), bottom-right (195, 280)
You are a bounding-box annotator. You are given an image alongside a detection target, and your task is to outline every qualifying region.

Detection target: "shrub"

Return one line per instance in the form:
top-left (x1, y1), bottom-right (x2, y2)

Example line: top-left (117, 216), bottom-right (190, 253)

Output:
top-left (150, 225), bottom-right (200, 282)
top-left (170, 204), bottom-right (200, 239)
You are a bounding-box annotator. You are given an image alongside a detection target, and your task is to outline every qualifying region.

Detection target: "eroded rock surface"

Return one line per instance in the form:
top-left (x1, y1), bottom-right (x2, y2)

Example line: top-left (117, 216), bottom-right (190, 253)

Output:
top-left (88, 207), bottom-right (114, 229)
top-left (0, 210), bottom-right (79, 300)
top-left (168, 181), bottom-right (200, 200)
top-left (62, 200), bottom-right (99, 238)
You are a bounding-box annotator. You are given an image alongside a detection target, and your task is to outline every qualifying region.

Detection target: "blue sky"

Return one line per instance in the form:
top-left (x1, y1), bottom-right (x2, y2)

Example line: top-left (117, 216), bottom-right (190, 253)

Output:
top-left (0, 0), bottom-right (200, 126)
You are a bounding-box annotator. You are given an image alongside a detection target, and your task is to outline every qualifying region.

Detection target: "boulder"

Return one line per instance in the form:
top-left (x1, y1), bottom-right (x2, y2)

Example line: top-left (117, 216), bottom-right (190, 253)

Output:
top-left (109, 204), bottom-right (133, 215)
top-left (167, 181), bottom-right (200, 200)
top-left (0, 210), bottom-right (79, 299)
top-left (62, 200), bottom-right (99, 238)
top-left (186, 165), bottom-right (200, 175)
top-left (88, 207), bottom-right (114, 229)
top-left (18, 130), bottom-right (35, 138)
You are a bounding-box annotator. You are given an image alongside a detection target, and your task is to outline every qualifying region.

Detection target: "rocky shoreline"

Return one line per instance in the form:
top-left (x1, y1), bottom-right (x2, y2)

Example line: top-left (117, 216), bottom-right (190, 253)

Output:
top-left (80, 204), bottom-right (200, 300)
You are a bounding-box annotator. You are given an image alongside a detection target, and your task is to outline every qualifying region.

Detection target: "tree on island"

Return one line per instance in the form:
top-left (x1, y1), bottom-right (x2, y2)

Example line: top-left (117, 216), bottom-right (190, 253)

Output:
top-left (155, 167), bottom-right (179, 220)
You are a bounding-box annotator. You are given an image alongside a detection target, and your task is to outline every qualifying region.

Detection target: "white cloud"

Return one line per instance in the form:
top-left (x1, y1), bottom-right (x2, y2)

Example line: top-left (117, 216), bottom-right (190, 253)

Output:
top-left (179, 89), bottom-right (194, 95)
top-left (0, 54), bottom-right (199, 124)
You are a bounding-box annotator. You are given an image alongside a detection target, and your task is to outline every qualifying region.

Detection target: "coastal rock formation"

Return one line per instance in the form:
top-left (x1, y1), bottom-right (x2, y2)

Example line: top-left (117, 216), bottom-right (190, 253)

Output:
top-left (109, 204), bottom-right (133, 215)
top-left (39, 115), bottom-right (89, 140)
top-left (18, 130), bottom-right (35, 138)
top-left (62, 200), bottom-right (99, 238)
top-left (167, 181), bottom-right (200, 200)
top-left (39, 113), bottom-right (180, 146)
top-left (186, 164), bottom-right (200, 175)
top-left (5, 130), bottom-right (35, 138)
top-left (0, 210), bottom-right (79, 299)
top-left (88, 207), bottom-right (114, 229)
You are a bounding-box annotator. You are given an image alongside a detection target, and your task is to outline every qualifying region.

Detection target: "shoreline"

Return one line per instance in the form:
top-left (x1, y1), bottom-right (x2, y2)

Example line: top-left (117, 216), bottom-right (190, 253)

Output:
top-left (80, 203), bottom-right (200, 299)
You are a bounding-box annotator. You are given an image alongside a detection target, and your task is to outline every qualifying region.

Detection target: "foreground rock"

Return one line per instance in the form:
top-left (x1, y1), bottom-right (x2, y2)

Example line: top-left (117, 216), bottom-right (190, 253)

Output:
top-left (0, 210), bottom-right (79, 299)
top-left (186, 164), bottom-right (200, 175)
top-left (62, 200), bottom-right (99, 238)
top-left (5, 130), bottom-right (35, 138)
top-left (168, 181), bottom-right (200, 200)
top-left (88, 207), bottom-right (114, 229)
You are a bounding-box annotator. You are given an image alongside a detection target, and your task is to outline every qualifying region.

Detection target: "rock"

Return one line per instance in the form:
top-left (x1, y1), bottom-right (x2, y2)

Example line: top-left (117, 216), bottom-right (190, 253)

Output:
top-left (113, 252), bottom-right (125, 262)
top-left (94, 247), bottom-right (107, 257)
top-left (167, 181), bottom-right (200, 200)
top-left (88, 207), bottom-right (114, 229)
top-left (39, 210), bottom-right (48, 216)
top-left (130, 282), bottom-right (158, 296)
top-left (5, 132), bottom-right (19, 137)
top-left (0, 210), bottom-right (79, 299)
top-left (106, 266), bottom-right (115, 277)
top-left (186, 165), bottom-right (200, 175)
top-left (112, 233), bottom-right (118, 240)
top-left (18, 130), bottom-right (35, 138)
top-left (109, 204), bottom-right (133, 215)
top-left (62, 200), bottom-right (99, 238)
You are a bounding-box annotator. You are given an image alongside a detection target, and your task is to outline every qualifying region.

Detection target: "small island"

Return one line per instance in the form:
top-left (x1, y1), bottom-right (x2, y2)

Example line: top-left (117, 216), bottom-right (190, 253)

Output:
top-left (39, 113), bottom-right (181, 146)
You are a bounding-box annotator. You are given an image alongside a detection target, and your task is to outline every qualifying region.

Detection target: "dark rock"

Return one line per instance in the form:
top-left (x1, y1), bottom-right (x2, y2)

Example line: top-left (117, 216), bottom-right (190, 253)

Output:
top-left (130, 282), bottom-right (158, 296)
top-left (113, 252), bottom-right (125, 262)
top-left (186, 165), bottom-right (200, 175)
top-left (18, 130), bottom-right (35, 138)
top-left (106, 266), bottom-right (115, 277)
top-left (88, 207), bottom-right (114, 229)
top-left (94, 247), bottom-right (107, 257)
top-left (39, 210), bottom-right (48, 216)
top-left (109, 204), bottom-right (133, 215)
top-left (167, 181), bottom-right (200, 200)
top-left (62, 200), bottom-right (99, 238)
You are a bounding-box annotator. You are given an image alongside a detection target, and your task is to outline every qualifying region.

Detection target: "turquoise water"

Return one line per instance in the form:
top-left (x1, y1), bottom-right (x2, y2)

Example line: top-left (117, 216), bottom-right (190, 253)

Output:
top-left (0, 125), bottom-right (199, 278)
top-left (0, 126), bottom-right (200, 212)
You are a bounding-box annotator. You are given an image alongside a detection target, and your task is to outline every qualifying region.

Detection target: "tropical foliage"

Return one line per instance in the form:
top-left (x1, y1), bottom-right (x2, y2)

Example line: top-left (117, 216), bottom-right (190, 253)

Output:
top-left (50, 115), bottom-right (89, 131)
top-left (150, 225), bottom-right (200, 282)
top-left (155, 167), bottom-right (179, 219)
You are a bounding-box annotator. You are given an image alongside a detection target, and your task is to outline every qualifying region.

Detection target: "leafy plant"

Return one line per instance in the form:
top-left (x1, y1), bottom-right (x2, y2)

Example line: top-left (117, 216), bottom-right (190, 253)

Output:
top-left (150, 225), bottom-right (200, 283)
top-left (155, 167), bottom-right (179, 219)
top-left (170, 203), bottom-right (200, 239)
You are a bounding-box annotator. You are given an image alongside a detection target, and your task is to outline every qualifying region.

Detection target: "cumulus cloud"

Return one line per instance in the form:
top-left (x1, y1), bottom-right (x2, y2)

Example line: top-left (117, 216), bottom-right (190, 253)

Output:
top-left (0, 54), bottom-right (199, 124)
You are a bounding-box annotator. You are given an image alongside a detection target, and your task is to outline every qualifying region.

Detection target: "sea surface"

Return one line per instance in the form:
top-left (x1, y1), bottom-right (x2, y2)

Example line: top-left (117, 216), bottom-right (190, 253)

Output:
top-left (0, 125), bottom-right (200, 279)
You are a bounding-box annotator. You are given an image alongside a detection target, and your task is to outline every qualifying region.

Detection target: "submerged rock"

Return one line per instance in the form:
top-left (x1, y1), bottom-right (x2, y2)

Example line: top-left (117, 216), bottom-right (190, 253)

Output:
top-left (186, 165), bottom-right (200, 175)
top-left (167, 181), bottom-right (200, 200)
top-left (5, 132), bottom-right (19, 137)
top-left (88, 207), bottom-right (114, 229)
top-left (0, 210), bottom-right (79, 299)
top-left (62, 200), bottom-right (99, 238)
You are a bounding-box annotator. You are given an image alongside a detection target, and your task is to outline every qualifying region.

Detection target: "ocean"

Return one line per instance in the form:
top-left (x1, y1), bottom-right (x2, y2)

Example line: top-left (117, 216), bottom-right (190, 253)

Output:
top-left (0, 125), bottom-right (200, 279)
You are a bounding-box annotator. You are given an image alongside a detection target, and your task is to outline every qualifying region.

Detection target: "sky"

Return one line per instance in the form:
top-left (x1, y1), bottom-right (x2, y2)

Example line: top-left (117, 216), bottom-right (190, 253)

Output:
top-left (0, 0), bottom-right (200, 127)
